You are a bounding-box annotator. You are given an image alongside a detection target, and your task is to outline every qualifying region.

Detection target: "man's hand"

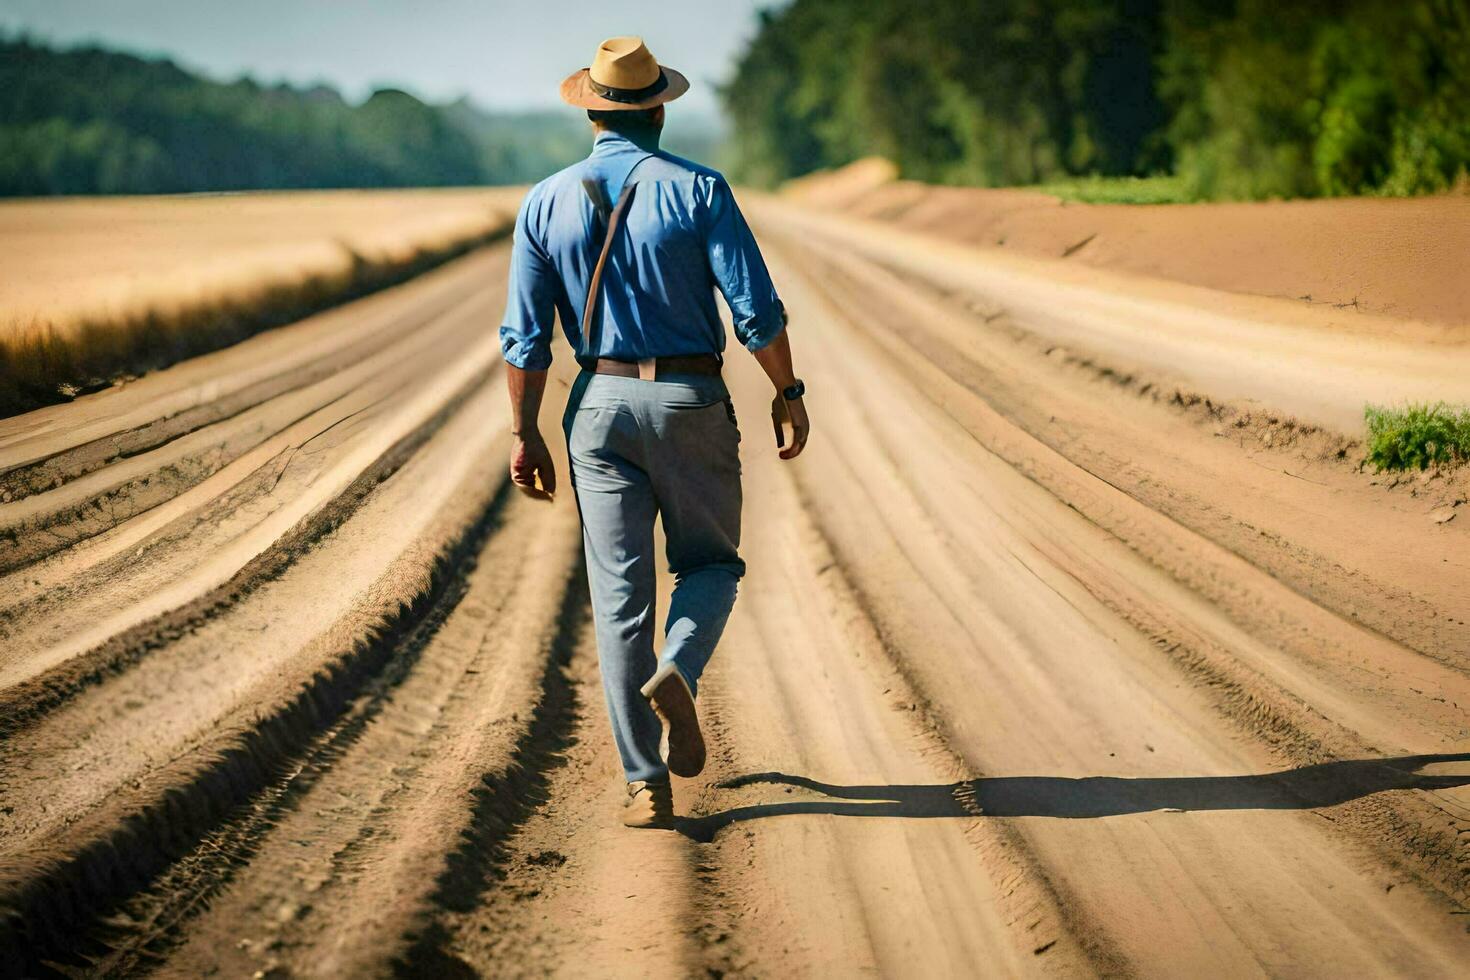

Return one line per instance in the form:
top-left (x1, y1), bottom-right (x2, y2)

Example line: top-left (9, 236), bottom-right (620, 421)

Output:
top-left (752, 328), bottom-right (809, 461)
top-left (506, 365), bottom-right (553, 500)
top-left (770, 394), bottom-right (810, 460)
top-left (510, 432), bottom-right (557, 501)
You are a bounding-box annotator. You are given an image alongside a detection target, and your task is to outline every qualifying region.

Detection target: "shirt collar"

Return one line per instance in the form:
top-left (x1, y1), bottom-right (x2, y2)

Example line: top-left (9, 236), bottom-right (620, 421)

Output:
top-left (592, 128), bottom-right (662, 155)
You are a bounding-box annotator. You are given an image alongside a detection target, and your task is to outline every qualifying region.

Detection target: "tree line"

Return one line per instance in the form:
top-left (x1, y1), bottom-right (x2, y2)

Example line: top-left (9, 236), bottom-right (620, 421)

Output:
top-left (0, 37), bottom-right (593, 196)
top-left (722, 0), bottom-right (1470, 199)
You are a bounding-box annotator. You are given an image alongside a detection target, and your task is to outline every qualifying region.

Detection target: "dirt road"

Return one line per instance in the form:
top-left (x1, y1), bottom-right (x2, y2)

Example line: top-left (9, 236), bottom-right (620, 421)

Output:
top-left (2, 197), bottom-right (1468, 977)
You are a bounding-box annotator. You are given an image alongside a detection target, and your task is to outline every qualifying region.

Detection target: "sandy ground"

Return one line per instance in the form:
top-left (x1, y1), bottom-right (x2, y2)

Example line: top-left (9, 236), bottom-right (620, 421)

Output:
top-left (786, 158), bottom-right (1470, 331)
top-left (1, 191), bottom-right (1469, 977)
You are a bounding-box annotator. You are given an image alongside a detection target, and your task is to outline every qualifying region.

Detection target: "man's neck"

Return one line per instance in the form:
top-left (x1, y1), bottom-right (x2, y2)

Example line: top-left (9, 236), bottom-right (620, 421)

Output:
top-left (595, 127), bottom-right (662, 152)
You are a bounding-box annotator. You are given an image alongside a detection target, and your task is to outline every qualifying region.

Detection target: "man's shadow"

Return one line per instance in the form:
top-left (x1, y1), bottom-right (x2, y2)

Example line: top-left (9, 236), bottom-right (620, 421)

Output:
top-left (677, 752), bottom-right (1470, 843)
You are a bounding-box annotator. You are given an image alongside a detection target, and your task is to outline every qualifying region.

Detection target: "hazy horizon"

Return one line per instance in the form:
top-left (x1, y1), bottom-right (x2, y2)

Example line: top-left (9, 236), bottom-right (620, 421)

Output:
top-left (0, 0), bottom-right (781, 125)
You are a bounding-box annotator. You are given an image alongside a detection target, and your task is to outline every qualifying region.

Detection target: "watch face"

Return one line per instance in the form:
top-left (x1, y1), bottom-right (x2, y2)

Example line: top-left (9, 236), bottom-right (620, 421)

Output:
top-left (784, 380), bottom-right (805, 400)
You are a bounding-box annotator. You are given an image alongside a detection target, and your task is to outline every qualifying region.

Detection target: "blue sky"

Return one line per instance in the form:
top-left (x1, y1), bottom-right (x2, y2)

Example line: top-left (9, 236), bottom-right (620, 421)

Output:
top-left (0, 0), bottom-right (781, 121)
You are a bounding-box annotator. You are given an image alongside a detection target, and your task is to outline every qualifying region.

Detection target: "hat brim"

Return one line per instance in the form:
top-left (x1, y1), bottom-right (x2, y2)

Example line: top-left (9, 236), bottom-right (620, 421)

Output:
top-left (559, 65), bottom-right (689, 110)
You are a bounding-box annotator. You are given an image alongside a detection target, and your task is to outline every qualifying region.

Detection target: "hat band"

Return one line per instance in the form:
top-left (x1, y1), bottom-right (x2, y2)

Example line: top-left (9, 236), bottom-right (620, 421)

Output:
top-left (588, 68), bottom-right (668, 104)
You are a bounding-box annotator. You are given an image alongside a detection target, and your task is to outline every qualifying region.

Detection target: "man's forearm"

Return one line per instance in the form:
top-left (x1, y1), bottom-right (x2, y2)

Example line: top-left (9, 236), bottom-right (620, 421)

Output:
top-left (506, 364), bottom-right (549, 440)
top-left (752, 327), bottom-right (798, 391)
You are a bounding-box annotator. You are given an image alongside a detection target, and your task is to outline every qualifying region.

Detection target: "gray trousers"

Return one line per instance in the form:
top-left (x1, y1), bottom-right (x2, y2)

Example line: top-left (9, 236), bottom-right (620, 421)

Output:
top-left (562, 370), bottom-right (744, 783)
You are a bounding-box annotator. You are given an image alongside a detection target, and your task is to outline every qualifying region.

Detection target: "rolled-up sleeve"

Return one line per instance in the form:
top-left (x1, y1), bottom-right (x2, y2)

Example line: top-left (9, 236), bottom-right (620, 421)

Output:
top-left (499, 191), bottom-right (558, 370)
top-left (701, 175), bottom-right (787, 352)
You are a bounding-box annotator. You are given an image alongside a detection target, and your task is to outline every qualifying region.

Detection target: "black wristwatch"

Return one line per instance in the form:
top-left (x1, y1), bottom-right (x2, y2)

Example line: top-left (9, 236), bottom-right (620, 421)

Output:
top-left (782, 379), bottom-right (806, 401)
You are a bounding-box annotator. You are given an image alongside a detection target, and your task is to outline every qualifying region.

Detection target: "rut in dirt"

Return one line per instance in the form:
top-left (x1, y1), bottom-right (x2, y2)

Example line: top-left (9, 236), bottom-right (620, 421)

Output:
top-left (0, 381), bottom-right (484, 742)
top-left (394, 567), bottom-right (589, 978)
top-left (0, 474), bottom-right (518, 975)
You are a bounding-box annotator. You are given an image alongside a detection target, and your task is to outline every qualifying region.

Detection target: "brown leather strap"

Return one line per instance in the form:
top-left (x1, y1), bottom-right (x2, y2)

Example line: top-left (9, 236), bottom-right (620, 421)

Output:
top-left (580, 177), bottom-right (640, 362)
top-left (592, 355), bottom-right (722, 380)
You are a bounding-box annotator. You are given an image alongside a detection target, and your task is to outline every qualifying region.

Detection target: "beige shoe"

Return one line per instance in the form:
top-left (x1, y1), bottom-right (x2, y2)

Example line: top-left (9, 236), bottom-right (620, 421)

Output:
top-left (623, 779), bottom-right (675, 828)
top-left (640, 661), bottom-right (706, 777)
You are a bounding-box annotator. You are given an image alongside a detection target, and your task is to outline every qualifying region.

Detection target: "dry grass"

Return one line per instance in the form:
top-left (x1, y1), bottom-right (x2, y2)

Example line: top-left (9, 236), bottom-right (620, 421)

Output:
top-left (0, 189), bottom-right (523, 417)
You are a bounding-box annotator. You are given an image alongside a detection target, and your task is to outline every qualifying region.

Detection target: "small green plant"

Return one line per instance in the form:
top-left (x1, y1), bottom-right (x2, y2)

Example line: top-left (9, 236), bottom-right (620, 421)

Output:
top-left (1363, 402), bottom-right (1470, 471)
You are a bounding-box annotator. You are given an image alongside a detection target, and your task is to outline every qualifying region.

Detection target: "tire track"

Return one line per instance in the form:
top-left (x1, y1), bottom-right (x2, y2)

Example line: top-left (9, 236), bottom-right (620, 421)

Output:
top-left (684, 460), bottom-right (1113, 977)
top-left (0, 372), bottom-right (486, 740)
top-left (0, 279), bottom-right (497, 574)
top-left (0, 241), bottom-right (532, 971)
top-left (797, 239), bottom-right (1470, 667)
top-left (769, 232), bottom-right (1470, 906)
top-left (415, 566), bottom-right (715, 979)
top-left (0, 261), bottom-right (510, 710)
top-left (0, 384), bottom-right (513, 973)
top-left (748, 230), bottom-right (1470, 973)
top-left (0, 247), bottom-right (508, 491)
top-left (126, 496), bottom-right (585, 978)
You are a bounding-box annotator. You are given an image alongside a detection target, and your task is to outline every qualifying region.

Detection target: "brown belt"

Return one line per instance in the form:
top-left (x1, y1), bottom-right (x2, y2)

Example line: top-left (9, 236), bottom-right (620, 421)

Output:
top-left (591, 354), bottom-right (722, 381)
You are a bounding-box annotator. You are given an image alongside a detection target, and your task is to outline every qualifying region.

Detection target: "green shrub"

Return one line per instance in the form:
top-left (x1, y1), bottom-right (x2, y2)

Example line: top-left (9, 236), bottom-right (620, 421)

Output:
top-left (1363, 403), bottom-right (1470, 471)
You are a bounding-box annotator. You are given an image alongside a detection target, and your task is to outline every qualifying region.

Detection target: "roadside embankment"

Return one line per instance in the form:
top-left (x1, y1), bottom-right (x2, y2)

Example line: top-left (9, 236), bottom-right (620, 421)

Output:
top-left (0, 188), bottom-right (523, 417)
top-left (784, 159), bottom-right (1469, 332)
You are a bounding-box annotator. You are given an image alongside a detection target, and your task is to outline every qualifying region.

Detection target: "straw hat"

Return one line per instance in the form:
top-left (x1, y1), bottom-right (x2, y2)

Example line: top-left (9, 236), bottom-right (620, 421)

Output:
top-left (560, 36), bottom-right (689, 111)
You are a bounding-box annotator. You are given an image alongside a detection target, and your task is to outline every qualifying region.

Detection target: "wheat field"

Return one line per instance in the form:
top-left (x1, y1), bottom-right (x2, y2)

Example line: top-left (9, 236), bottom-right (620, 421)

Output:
top-left (0, 188), bottom-right (522, 415)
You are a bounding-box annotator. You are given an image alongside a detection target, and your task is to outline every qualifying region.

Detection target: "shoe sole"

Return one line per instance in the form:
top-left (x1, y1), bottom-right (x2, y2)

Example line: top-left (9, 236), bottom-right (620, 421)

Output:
top-left (640, 663), bottom-right (706, 778)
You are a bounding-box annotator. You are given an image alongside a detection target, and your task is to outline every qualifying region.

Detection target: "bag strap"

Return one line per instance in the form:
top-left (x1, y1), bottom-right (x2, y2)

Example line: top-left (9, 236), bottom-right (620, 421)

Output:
top-left (578, 155), bottom-right (651, 363)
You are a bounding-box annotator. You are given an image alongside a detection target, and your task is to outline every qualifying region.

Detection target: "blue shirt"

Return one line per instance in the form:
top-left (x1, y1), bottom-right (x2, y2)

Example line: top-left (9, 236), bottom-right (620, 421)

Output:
top-left (499, 130), bottom-right (786, 371)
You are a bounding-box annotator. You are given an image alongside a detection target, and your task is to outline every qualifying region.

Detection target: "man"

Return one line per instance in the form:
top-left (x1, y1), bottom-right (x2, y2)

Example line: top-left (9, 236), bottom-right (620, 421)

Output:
top-left (499, 37), bottom-right (810, 828)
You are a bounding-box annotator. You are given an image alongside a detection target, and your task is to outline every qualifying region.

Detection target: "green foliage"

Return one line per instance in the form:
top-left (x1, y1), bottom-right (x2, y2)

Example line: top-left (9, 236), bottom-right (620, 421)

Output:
top-left (725, 0), bottom-right (1171, 189)
top-left (1031, 174), bottom-right (1193, 203)
top-left (1160, 0), bottom-right (1470, 199)
top-left (0, 37), bottom-right (590, 195)
top-left (0, 118), bottom-right (170, 194)
top-left (1363, 403), bottom-right (1470, 471)
top-left (727, 0), bottom-right (1470, 200)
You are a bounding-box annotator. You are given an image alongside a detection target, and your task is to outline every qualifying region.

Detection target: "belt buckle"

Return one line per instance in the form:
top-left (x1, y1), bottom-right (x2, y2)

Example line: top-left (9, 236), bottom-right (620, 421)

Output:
top-left (637, 358), bottom-right (657, 381)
